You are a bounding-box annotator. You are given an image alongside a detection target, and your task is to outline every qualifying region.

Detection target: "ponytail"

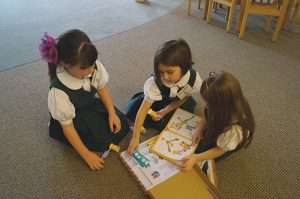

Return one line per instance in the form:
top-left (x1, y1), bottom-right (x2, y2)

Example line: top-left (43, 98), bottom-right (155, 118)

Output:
top-left (38, 32), bottom-right (59, 81)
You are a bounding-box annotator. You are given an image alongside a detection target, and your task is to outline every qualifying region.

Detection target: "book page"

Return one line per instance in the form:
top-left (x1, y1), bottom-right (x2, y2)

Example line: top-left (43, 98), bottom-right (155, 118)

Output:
top-left (150, 130), bottom-right (196, 161)
top-left (167, 108), bottom-right (200, 139)
top-left (150, 108), bottom-right (200, 163)
top-left (120, 137), bottom-right (180, 190)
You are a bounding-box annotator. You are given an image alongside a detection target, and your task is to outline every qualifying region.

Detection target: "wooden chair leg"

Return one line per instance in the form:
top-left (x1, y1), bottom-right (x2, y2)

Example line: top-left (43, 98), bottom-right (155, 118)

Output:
top-left (265, 16), bottom-right (272, 32)
top-left (236, 0), bottom-right (246, 32)
top-left (203, 0), bottom-right (210, 19)
top-left (226, 7), bottom-right (230, 21)
top-left (239, 0), bottom-right (251, 39)
top-left (272, 0), bottom-right (289, 42)
top-left (207, 0), bottom-right (214, 23)
top-left (198, 0), bottom-right (202, 9)
top-left (291, 3), bottom-right (299, 23)
top-left (213, 2), bottom-right (218, 12)
top-left (227, 3), bottom-right (236, 32)
top-left (188, 0), bottom-right (191, 15)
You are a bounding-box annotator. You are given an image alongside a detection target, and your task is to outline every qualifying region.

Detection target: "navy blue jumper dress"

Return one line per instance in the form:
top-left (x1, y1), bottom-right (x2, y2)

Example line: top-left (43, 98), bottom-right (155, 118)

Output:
top-left (125, 69), bottom-right (197, 131)
top-left (49, 73), bottom-right (129, 152)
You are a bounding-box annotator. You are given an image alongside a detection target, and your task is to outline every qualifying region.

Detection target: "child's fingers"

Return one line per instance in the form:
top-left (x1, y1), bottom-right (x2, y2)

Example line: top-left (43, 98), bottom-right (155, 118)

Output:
top-left (114, 121), bottom-right (121, 134)
top-left (127, 147), bottom-right (133, 155)
top-left (152, 114), bottom-right (161, 121)
top-left (99, 157), bottom-right (105, 164)
top-left (182, 155), bottom-right (190, 161)
top-left (192, 137), bottom-right (197, 145)
top-left (181, 164), bottom-right (192, 171)
top-left (192, 135), bottom-right (200, 145)
top-left (128, 144), bottom-right (137, 155)
top-left (127, 145), bottom-right (133, 155)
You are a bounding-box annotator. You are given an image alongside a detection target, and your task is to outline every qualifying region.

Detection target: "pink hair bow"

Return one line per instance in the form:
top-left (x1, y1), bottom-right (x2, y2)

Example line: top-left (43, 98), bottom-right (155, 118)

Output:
top-left (39, 32), bottom-right (58, 64)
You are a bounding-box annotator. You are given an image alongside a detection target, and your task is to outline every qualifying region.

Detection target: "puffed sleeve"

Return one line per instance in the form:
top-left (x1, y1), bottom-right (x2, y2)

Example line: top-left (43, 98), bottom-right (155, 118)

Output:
top-left (191, 72), bottom-right (202, 93)
top-left (143, 76), bottom-right (162, 103)
top-left (217, 125), bottom-right (243, 151)
top-left (48, 88), bottom-right (75, 126)
top-left (96, 60), bottom-right (109, 89)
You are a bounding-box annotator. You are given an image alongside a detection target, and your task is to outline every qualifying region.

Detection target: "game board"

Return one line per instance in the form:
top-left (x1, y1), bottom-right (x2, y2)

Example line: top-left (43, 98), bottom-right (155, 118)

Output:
top-left (150, 108), bottom-right (201, 166)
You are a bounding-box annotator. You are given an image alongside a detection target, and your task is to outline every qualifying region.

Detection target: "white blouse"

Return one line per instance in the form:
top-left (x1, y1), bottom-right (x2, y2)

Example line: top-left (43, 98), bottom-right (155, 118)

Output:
top-left (143, 70), bottom-right (202, 102)
top-left (48, 60), bottom-right (109, 125)
top-left (217, 124), bottom-right (244, 151)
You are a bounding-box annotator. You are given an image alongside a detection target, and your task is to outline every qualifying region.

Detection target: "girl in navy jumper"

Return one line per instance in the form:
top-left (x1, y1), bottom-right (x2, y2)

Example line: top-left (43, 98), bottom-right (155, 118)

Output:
top-left (39, 29), bottom-right (129, 170)
top-left (125, 38), bottom-right (202, 155)
top-left (181, 71), bottom-right (255, 171)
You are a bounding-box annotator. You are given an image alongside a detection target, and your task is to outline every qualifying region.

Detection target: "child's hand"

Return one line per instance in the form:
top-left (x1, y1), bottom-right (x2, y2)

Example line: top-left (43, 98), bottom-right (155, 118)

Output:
top-left (192, 131), bottom-right (202, 145)
top-left (152, 109), bottom-right (167, 121)
top-left (127, 137), bottom-right (139, 155)
top-left (109, 114), bottom-right (121, 134)
top-left (84, 151), bottom-right (105, 171)
top-left (181, 154), bottom-right (197, 171)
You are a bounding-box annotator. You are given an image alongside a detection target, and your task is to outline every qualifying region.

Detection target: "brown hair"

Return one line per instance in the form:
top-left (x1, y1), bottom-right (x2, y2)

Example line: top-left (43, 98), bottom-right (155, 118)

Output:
top-left (153, 38), bottom-right (194, 85)
top-left (48, 29), bottom-right (98, 81)
top-left (200, 71), bottom-right (255, 149)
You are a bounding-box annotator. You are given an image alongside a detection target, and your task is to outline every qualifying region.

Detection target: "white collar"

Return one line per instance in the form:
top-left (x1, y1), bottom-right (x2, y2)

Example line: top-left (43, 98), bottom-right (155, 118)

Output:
top-left (56, 65), bottom-right (86, 90)
top-left (161, 70), bottom-right (191, 88)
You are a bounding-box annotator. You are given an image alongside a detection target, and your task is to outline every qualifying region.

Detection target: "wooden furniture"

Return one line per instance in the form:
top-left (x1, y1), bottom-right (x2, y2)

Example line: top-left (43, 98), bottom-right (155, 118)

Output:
top-left (206, 0), bottom-right (241, 32)
top-left (188, 0), bottom-right (210, 19)
top-left (237, 0), bottom-right (290, 42)
top-left (290, 0), bottom-right (300, 23)
top-left (284, 0), bottom-right (300, 30)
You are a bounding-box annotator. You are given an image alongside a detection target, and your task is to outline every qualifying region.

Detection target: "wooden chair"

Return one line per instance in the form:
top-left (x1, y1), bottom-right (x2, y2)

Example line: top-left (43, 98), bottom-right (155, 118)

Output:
top-left (188, 0), bottom-right (210, 19)
top-left (284, 0), bottom-right (300, 30)
top-left (206, 0), bottom-right (241, 32)
top-left (290, 0), bottom-right (300, 23)
top-left (237, 0), bottom-right (290, 42)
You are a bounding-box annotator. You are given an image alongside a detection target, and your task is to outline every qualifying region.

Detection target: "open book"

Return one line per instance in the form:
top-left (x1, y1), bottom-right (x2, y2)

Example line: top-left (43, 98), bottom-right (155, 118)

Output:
top-left (150, 108), bottom-right (201, 166)
top-left (119, 136), bottom-right (181, 191)
top-left (119, 136), bottom-right (221, 199)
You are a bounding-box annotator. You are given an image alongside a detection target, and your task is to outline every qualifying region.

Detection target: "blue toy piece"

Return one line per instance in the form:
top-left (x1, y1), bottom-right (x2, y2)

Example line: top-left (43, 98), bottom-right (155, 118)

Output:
top-left (132, 149), bottom-right (150, 168)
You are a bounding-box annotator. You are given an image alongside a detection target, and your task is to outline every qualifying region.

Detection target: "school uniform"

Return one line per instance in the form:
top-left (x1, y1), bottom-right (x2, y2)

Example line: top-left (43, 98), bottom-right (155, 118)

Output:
top-left (125, 69), bottom-right (202, 131)
top-left (195, 115), bottom-right (246, 162)
top-left (48, 60), bottom-right (129, 152)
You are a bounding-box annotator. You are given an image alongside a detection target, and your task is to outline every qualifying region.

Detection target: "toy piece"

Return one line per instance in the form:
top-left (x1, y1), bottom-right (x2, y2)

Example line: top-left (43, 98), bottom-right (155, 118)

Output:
top-left (146, 138), bottom-right (157, 147)
top-left (109, 143), bottom-right (120, 152)
top-left (102, 143), bottom-right (120, 159)
top-left (147, 109), bottom-right (158, 118)
top-left (132, 149), bottom-right (150, 168)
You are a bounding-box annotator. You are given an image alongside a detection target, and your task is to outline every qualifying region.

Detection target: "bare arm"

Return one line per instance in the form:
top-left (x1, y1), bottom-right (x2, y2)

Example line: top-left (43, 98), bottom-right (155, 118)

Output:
top-left (97, 87), bottom-right (121, 133)
top-left (181, 147), bottom-right (226, 171)
top-left (62, 123), bottom-right (105, 170)
top-left (127, 98), bottom-right (153, 155)
top-left (192, 117), bottom-right (207, 144)
top-left (195, 147), bottom-right (226, 161)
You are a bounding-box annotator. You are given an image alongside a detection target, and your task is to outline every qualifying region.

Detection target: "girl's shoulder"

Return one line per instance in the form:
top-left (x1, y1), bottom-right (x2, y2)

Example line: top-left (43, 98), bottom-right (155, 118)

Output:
top-left (144, 76), bottom-right (157, 89)
top-left (217, 124), bottom-right (243, 151)
top-left (95, 60), bottom-right (108, 74)
top-left (143, 76), bottom-right (162, 102)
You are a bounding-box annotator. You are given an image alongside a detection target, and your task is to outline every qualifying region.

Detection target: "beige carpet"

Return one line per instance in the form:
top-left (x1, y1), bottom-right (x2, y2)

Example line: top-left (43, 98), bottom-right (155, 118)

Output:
top-left (0, 1), bottom-right (299, 199)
